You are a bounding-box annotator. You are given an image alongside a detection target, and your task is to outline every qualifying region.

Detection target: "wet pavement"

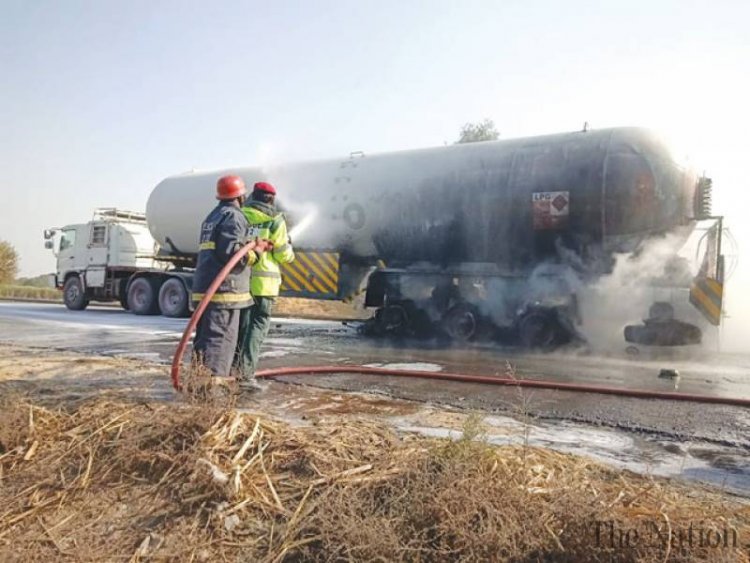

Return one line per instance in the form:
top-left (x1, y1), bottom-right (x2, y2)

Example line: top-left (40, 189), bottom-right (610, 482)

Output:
top-left (2, 302), bottom-right (747, 397)
top-left (1, 301), bottom-right (749, 495)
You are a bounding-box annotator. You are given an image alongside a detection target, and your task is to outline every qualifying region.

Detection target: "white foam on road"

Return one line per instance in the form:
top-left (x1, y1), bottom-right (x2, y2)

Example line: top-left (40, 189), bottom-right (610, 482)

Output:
top-left (260, 350), bottom-right (291, 359)
top-left (396, 415), bottom-right (750, 496)
top-left (364, 362), bottom-right (444, 372)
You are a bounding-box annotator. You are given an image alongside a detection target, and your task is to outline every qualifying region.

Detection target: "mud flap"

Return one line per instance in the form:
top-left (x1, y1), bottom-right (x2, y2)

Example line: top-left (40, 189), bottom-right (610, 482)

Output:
top-left (689, 220), bottom-right (724, 326)
top-left (690, 270), bottom-right (724, 327)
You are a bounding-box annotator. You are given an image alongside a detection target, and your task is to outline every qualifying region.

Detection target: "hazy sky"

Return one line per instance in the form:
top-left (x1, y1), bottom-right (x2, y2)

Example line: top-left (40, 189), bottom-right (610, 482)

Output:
top-left (2, 0), bottom-right (749, 281)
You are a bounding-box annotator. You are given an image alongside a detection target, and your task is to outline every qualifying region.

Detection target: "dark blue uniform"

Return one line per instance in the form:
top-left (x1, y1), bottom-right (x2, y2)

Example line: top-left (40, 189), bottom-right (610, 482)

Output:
top-left (192, 201), bottom-right (251, 376)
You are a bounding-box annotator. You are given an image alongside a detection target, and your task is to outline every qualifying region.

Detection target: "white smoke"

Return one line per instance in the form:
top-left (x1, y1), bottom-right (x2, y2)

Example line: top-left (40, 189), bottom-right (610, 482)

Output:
top-left (576, 233), bottom-right (701, 353)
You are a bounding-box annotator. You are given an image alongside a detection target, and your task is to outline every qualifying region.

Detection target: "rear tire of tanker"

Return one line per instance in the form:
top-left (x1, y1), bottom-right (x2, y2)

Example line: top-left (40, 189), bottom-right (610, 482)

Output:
top-left (127, 277), bottom-right (160, 316)
top-left (63, 276), bottom-right (89, 311)
top-left (158, 278), bottom-right (190, 318)
top-left (442, 304), bottom-right (478, 342)
top-left (518, 311), bottom-right (561, 349)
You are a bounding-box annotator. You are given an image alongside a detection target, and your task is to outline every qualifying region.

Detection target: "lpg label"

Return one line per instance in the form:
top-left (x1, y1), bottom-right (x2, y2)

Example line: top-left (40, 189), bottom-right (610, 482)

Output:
top-left (532, 191), bottom-right (569, 230)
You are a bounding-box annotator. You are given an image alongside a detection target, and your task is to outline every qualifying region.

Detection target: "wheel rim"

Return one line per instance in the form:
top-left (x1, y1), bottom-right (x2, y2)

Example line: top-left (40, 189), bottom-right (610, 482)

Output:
top-left (445, 308), bottom-right (476, 340)
top-left (133, 287), bottom-right (147, 308)
top-left (625, 346), bottom-right (640, 357)
top-left (66, 284), bottom-right (79, 303)
top-left (164, 285), bottom-right (183, 311)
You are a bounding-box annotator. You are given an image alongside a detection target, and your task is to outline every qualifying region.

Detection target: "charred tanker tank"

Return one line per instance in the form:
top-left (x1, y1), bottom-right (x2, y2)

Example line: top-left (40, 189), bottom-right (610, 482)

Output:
top-left (147, 127), bottom-right (724, 347)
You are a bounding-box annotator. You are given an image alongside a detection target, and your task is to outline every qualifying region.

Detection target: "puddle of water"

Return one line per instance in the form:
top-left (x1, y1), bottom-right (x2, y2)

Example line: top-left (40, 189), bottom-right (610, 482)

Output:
top-left (265, 337), bottom-right (307, 347)
top-left (364, 362), bottom-right (444, 372)
top-left (260, 350), bottom-right (290, 359)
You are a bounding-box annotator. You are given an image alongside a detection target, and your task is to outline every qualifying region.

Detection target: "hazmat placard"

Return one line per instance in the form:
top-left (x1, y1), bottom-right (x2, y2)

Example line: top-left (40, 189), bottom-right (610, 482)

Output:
top-left (532, 191), bottom-right (569, 230)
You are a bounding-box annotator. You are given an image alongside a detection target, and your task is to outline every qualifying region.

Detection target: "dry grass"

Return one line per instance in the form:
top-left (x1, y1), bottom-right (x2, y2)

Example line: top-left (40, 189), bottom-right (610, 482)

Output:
top-left (274, 297), bottom-right (368, 321)
top-left (0, 396), bottom-right (748, 562)
top-left (0, 285), bottom-right (60, 302)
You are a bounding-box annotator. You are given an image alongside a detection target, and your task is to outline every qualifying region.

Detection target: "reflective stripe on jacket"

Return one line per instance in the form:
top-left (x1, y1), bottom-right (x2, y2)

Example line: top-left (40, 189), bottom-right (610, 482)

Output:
top-left (191, 202), bottom-right (252, 309)
top-left (242, 201), bottom-right (295, 297)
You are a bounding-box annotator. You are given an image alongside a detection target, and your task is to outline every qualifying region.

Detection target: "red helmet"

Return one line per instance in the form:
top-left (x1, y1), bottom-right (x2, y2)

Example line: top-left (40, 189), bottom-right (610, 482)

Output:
top-left (216, 175), bottom-right (247, 200)
top-left (253, 181), bottom-right (277, 195)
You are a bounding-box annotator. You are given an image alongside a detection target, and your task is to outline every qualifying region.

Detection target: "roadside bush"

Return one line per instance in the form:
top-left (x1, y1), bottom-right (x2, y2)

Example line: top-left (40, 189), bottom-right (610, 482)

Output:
top-left (0, 284), bottom-right (60, 301)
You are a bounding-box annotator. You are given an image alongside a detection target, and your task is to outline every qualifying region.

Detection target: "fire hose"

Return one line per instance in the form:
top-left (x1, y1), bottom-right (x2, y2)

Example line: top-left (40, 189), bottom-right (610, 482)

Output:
top-left (171, 245), bottom-right (750, 408)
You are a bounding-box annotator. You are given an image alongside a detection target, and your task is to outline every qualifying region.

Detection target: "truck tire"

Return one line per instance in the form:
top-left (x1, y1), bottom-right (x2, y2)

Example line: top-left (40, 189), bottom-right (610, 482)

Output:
top-left (63, 276), bottom-right (89, 311)
top-left (518, 310), bottom-right (560, 349)
top-left (119, 279), bottom-right (130, 310)
top-left (441, 303), bottom-right (478, 341)
top-left (127, 277), bottom-right (160, 315)
top-left (158, 278), bottom-right (190, 318)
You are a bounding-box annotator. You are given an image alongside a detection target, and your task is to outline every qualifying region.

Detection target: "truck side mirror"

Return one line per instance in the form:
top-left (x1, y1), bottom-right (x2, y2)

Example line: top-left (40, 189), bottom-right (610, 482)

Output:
top-left (44, 229), bottom-right (55, 240)
top-left (44, 240), bottom-right (54, 250)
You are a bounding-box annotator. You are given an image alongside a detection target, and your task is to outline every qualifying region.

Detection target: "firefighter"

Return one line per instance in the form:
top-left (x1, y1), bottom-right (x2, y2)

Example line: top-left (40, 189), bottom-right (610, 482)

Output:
top-left (234, 181), bottom-right (295, 388)
top-left (192, 175), bottom-right (271, 378)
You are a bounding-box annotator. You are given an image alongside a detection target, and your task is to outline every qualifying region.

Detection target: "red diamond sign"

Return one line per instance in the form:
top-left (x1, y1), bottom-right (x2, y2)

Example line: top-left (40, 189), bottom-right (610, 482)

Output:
top-left (552, 194), bottom-right (568, 212)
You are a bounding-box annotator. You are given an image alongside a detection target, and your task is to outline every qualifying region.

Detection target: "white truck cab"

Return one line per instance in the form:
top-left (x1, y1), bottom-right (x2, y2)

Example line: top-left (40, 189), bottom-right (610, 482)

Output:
top-left (45, 209), bottom-right (165, 312)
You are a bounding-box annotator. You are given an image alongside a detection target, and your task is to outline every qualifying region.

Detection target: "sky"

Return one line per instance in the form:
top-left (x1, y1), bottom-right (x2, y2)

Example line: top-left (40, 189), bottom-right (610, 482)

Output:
top-left (2, 0), bottom-right (749, 341)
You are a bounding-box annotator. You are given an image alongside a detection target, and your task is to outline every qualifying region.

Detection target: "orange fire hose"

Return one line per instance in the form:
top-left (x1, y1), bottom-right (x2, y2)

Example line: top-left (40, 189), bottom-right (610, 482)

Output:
top-left (171, 245), bottom-right (750, 408)
top-left (254, 366), bottom-right (750, 407)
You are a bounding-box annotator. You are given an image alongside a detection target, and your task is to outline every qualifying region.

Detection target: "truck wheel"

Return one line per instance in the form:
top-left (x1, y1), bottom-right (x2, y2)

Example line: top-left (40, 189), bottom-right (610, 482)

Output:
top-left (442, 304), bottom-right (477, 341)
top-left (518, 311), bottom-right (560, 349)
top-left (127, 277), bottom-right (160, 315)
top-left (63, 276), bottom-right (89, 311)
top-left (158, 278), bottom-right (189, 318)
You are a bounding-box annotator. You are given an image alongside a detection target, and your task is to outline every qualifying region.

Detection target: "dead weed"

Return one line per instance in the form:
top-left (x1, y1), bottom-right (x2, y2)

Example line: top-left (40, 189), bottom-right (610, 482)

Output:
top-left (0, 396), bottom-right (747, 562)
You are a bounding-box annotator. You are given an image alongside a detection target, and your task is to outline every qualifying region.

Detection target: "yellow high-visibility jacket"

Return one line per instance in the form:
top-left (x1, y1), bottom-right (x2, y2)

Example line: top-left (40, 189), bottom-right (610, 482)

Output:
top-left (242, 202), bottom-right (295, 297)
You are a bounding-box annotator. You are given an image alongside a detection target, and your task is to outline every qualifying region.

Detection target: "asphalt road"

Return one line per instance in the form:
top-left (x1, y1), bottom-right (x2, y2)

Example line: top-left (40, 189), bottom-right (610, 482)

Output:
top-left (1, 301), bottom-right (749, 494)
top-left (1, 301), bottom-right (748, 398)
top-left (2, 300), bottom-right (749, 437)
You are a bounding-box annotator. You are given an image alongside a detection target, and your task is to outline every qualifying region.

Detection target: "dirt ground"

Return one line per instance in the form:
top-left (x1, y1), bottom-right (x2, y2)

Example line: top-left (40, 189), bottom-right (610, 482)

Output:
top-left (1, 346), bottom-right (749, 561)
top-left (274, 296), bottom-right (369, 320)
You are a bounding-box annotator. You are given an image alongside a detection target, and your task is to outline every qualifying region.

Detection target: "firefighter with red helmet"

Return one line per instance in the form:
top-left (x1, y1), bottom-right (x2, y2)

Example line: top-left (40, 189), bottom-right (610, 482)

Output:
top-left (192, 175), bottom-right (271, 377)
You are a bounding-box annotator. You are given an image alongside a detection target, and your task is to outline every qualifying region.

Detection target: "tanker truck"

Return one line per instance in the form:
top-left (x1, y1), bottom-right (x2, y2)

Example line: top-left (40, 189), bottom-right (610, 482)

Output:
top-left (44, 127), bottom-right (725, 348)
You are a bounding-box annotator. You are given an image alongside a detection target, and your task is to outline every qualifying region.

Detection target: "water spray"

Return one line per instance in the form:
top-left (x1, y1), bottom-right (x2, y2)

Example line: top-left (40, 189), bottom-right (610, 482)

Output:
top-left (288, 207), bottom-right (318, 241)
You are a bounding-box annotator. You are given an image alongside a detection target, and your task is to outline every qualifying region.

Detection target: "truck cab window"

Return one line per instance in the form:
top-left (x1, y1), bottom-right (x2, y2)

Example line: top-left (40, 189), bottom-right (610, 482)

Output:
top-left (60, 229), bottom-right (76, 251)
top-left (91, 225), bottom-right (107, 245)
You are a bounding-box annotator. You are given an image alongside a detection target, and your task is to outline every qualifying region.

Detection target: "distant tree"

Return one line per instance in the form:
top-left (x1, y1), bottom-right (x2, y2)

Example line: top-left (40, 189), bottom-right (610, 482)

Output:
top-left (0, 240), bottom-right (18, 284)
top-left (456, 119), bottom-right (499, 143)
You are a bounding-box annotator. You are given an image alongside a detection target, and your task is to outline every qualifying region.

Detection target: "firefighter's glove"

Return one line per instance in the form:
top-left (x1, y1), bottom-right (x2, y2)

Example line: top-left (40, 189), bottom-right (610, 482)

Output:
top-left (254, 238), bottom-right (274, 253)
top-left (248, 238), bottom-right (274, 264)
